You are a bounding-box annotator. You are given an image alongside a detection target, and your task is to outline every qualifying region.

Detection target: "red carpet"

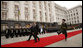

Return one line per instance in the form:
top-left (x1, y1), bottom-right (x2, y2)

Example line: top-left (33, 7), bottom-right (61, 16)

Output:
top-left (1, 30), bottom-right (82, 47)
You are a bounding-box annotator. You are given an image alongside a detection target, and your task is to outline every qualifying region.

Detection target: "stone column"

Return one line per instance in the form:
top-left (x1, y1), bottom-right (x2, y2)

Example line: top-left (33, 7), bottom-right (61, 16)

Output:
top-left (46, 1), bottom-right (50, 22)
top-left (49, 1), bottom-right (52, 23)
top-left (19, 1), bottom-right (25, 21)
top-left (41, 1), bottom-right (45, 22)
top-left (50, 1), bottom-right (56, 23)
top-left (28, 1), bottom-right (33, 21)
top-left (7, 1), bottom-right (15, 20)
top-left (35, 1), bottom-right (40, 22)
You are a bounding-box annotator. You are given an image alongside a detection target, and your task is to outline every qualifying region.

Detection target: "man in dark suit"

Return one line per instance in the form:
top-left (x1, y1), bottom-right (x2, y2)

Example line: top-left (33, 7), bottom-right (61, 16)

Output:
top-left (57, 19), bottom-right (67, 41)
top-left (27, 22), bottom-right (40, 43)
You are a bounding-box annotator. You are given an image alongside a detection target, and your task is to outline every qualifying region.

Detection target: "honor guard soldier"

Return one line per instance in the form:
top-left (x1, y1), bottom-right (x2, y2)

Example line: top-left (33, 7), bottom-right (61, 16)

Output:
top-left (57, 19), bottom-right (67, 41)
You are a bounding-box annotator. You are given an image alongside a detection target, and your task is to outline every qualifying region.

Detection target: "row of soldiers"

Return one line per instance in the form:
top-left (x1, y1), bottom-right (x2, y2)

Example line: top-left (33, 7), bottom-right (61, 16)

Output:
top-left (4, 28), bottom-right (31, 38)
top-left (1, 23), bottom-right (46, 39)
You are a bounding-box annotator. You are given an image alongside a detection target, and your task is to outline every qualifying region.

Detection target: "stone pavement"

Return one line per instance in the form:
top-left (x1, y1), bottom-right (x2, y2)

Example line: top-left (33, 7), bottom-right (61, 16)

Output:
top-left (1, 28), bottom-right (82, 47)
top-left (45, 33), bottom-right (82, 47)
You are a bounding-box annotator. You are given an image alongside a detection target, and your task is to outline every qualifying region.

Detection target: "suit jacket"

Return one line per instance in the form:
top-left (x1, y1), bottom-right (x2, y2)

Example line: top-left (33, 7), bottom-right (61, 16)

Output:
top-left (30, 24), bottom-right (40, 34)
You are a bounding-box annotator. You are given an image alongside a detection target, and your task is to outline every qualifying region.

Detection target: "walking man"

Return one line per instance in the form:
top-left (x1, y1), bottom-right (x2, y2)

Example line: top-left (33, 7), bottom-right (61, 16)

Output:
top-left (27, 22), bottom-right (40, 43)
top-left (57, 19), bottom-right (67, 41)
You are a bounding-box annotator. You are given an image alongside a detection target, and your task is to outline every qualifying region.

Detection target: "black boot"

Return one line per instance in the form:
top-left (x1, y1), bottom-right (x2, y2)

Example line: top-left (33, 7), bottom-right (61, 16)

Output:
top-left (65, 39), bottom-right (67, 41)
top-left (57, 31), bottom-right (60, 35)
top-left (35, 41), bottom-right (37, 43)
top-left (38, 38), bottom-right (40, 41)
top-left (65, 36), bottom-right (67, 41)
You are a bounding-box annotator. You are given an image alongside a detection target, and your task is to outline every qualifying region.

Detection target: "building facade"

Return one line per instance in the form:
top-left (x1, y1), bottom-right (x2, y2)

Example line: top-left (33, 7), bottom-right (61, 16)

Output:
top-left (1, 1), bottom-right (82, 31)
top-left (54, 3), bottom-right (67, 25)
top-left (66, 5), bottom-right (82, 25)
top-left (1, 1), bottom-right (56, 22)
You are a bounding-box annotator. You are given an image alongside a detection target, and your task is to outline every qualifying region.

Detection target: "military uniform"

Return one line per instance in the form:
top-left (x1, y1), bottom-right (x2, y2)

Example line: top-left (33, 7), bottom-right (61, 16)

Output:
top-left (57, 23), bottom-right (67, 41)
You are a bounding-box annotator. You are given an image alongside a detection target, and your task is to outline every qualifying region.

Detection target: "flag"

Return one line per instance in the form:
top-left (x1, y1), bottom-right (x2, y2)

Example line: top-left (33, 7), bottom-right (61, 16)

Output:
top-left (18, 9), bottom-right (20, 16)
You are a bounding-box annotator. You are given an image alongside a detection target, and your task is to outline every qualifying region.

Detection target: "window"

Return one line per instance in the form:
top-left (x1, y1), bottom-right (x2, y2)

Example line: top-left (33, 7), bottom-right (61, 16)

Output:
top-left (74, 13), bottom-right (75, 16)
top-left (75, 21), bottom-right (76, 24)
top-left (77, 16), bottom-right (79, 19)
top-left (76, 9), bottom-right (77, 11)
top-left (1, 2), bottom-right (7, 9)
top-left (71, 14), bottom-right (72, 16)
top-left (76, 12), bottom-right (78, 15)
top-left (77, 20), bottom-right (79, 23)
top-left (1, 2), bottom-right (8, 20)
top-left (1, 11), bottom-right (7, 20)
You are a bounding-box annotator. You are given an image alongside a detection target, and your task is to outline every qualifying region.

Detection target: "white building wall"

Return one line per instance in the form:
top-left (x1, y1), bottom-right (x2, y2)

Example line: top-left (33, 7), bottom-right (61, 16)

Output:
top-left (7, 1), bottom-right (15, 20)
top-left (77, 7), bottom-right (82, 23)
top-left (52, 2), bottom-right (56, 22)
top-left (54, 3), bottom-right (67, 25)
top-left (35, 1), bottom-right (40, 22)
top-left (28, 1), bottom-right (33, 21)
top-left (1, 1), bottom-right (82, 25)
top-left (41, 1), bottom-right (45, 22)
top-left (50, 1), bottom-right (56, 23)
top-left (67, 6), bottom-right (82, 25)
top-left (45, 1), bottom-right (50, 22)
top-left (19, 1), bottom-right (25, 21)
top-left (49, 1), bottom-right (53, 23)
